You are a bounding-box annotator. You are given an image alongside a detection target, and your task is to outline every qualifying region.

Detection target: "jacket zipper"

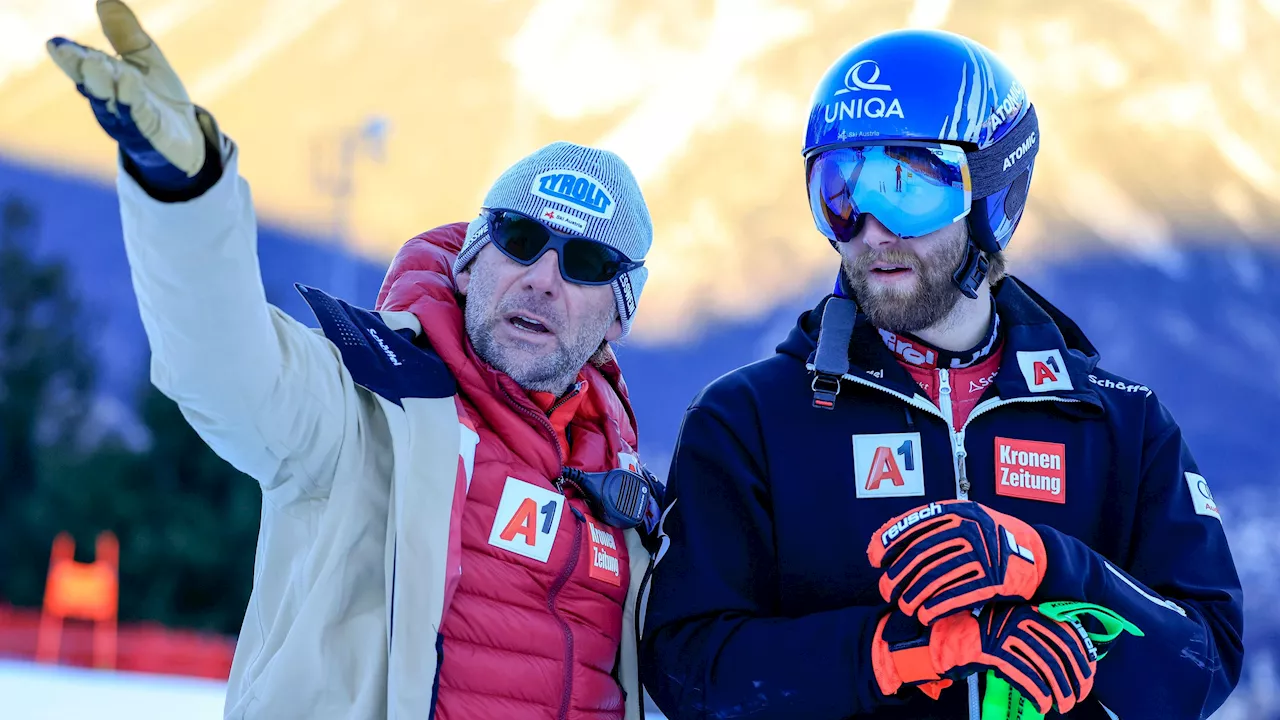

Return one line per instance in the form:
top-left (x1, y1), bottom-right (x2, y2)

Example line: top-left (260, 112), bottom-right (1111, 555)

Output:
top-left (562, 465), bottom-right (645, 718)
top-left (563, 461), bottom-right (649, 717)
top-left (936, 370), bottom-right (970, 499)
top-left (548, 382), bottom-right (583, 415)
top-left (499, 382), bottom-right (566, 464)
top-left (498, 383), bottom-right (585, 717)
top-left (550, 508), bottom-right (586, 720)
top-left (936, 369), bottom-right (979, 716)
top-left (505, 381), bottom-right (649, 716)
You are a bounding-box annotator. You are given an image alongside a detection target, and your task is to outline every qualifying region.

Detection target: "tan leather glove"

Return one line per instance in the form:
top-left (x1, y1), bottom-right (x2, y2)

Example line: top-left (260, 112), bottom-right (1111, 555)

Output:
top-left (47, 0), bottom-right (220, 187)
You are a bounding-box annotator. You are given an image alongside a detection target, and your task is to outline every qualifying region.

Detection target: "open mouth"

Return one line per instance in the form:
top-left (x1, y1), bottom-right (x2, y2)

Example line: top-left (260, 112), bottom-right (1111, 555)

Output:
top-left (510, 315), bottom-right (551, 334)
top-left (870, 265), bottom-right (913, 275)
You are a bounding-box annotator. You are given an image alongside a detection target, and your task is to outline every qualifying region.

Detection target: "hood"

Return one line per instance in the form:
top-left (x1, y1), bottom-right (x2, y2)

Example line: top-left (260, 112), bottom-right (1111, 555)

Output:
top-left (997, 277), bottom-right (1101, 368)
top-left (373, 223), bottom-right (640, 449)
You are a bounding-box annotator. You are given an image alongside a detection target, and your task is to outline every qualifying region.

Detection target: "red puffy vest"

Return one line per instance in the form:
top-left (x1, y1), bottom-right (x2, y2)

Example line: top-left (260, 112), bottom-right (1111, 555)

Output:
top-left (376, 223), bottom-right (639, 720)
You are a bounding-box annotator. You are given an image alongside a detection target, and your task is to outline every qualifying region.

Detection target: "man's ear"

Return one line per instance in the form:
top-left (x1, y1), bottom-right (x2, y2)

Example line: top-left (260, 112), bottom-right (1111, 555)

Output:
top-left (455, 266), bottom-right (471, 295)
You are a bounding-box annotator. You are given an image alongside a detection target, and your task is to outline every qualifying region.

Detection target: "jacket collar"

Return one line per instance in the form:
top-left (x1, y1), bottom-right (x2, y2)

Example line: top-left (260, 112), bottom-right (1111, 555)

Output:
top-left (987, 279), bottom-right (1102, 410)
top-left (789, 277), bottom-right (1105, 414)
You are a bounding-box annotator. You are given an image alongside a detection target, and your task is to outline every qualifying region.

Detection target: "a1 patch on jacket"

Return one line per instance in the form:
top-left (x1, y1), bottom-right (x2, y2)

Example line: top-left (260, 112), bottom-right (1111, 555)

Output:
top-left (853, 432), bottom-right (925, 499)
top-left (1016, 349), bottom-right (1073, 393)
top-left (994, 437), bottom-right (1066, 504)
top-left (489, 477), bottom-right (565, 563)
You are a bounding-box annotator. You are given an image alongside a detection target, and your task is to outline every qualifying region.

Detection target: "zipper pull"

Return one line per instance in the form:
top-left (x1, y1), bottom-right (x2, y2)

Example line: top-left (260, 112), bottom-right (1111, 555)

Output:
top-left (956, 430), bottom-right (971, 496)
top-left (556, 467), bottom-right (587, 498)
top-left (548, 381), bottom-right (584, 416)
top-left (938, 369), bottom-right (952, 396)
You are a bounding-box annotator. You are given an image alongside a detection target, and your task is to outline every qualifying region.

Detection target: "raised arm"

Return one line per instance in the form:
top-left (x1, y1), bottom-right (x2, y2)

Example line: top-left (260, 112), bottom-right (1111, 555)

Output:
top-left (49, 1), bottom-right (358, 504)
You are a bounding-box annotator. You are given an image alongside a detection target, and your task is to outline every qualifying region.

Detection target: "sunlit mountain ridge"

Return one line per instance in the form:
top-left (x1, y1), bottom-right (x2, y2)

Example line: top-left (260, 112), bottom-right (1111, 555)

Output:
top-left (1, 0), bottom-right (1278, 339)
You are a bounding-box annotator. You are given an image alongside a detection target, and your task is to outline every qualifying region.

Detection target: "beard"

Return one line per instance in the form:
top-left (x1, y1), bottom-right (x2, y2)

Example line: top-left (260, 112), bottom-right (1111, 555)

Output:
top-left (464, 267), bottom-right (614, 394)
top-left (843, 235), bottom-right (968, 334)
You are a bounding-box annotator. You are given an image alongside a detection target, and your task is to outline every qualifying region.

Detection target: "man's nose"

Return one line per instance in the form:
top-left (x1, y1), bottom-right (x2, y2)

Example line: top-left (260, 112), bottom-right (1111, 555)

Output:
top-left (859, 215), bottom-right (901, 250)
top-left (523, 250), bottom-right (563, 296)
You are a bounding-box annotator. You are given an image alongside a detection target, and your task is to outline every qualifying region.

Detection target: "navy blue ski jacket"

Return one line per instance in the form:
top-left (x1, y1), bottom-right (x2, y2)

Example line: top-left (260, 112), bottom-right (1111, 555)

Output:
top-left (639, 278), bottom-right (1243, 720)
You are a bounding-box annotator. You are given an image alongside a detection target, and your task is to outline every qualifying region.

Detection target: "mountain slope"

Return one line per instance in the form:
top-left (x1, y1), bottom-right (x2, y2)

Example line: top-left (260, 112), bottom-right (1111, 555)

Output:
top-left (2, 0), bottom-right (1279, 340)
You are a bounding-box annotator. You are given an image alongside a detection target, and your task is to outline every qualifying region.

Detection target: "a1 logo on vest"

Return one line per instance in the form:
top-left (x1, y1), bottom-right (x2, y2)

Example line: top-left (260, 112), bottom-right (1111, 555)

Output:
top-left (1016, 350), bottom-right (1073, 393)
top-left (489, 477), bottom-right (565, 563)
top-left (853, 432), bottom-right (925, 499)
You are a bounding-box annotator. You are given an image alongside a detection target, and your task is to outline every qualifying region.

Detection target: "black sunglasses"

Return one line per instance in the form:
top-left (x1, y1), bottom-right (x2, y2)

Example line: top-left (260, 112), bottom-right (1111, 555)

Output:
top-left (482, 209), bottom-right (643, 285)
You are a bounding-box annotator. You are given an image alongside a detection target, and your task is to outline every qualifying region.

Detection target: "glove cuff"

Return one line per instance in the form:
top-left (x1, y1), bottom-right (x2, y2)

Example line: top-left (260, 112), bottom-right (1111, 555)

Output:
top-left (123, 126), bottom-right (223, 202)
top-left (990, 507), bottom-right (1050, 597)
top-left (872, 614), bottom-right (904, 695)
top-left (873, 612), bottom-right (942, 696)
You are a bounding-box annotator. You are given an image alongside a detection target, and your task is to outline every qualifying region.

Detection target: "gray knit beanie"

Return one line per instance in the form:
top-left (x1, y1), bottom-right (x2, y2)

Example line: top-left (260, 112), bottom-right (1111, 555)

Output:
top-left (453, 141), bottom-right (653, 337)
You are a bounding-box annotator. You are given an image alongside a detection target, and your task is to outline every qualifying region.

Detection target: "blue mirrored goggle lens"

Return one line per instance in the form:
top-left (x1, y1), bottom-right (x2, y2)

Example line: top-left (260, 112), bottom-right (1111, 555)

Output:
top-left (807, 144), bottom-right (972, 242)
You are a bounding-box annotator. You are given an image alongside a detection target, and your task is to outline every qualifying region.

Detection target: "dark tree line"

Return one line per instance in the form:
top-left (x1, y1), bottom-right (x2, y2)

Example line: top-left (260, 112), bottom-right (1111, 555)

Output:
top-left (0, 194), bottom-right (257, 635)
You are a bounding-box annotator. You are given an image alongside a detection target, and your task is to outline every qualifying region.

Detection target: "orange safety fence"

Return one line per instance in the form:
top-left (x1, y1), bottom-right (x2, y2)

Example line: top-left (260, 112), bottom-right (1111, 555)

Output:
top-left (0, 603), bottom-right (237, 680)
top-left (0, 530), bottom-right (237, 680)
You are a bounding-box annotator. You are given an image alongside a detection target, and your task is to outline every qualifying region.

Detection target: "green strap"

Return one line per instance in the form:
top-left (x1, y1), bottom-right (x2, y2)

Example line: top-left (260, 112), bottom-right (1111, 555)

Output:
top-left (983, 671), bottom-right (1044, 720)
top-left (980, 603), bottom-right (1144, 720)
top-left (1036, 601), bottom-right (1146, 652)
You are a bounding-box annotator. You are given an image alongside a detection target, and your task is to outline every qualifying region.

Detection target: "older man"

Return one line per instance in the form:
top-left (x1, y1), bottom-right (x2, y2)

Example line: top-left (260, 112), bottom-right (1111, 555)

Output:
top-left (49, 2), bottom-right (663, 718)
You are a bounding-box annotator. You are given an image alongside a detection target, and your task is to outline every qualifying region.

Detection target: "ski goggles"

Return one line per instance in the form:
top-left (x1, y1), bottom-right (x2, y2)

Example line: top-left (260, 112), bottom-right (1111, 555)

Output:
top-left (483, 208), bottom-right (643, 285)
top-left (806, 142), bottom-right (972, 242)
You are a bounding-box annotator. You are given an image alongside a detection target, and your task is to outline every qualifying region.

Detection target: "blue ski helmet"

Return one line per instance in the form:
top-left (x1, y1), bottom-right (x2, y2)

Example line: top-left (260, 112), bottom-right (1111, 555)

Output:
top-left (803, 29), bottom-right (1039, 259)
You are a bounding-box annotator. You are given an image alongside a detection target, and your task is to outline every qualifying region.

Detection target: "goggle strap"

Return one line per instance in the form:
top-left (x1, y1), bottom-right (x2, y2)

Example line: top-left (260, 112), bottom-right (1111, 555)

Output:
top-left (968, 103), bottom-right (1039, 200)
top-left (811, 296), bottom-right (858, 409)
